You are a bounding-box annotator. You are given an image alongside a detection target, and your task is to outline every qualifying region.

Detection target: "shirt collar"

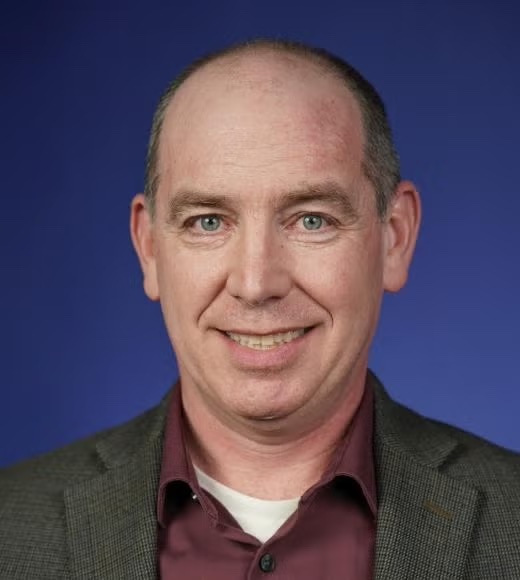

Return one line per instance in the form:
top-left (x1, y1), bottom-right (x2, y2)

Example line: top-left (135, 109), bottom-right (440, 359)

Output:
top-left (157, 383), bottom-right (200, 527)
top-left (321, 376), bottom-right (377, 516)
top-left (157, 374), bottom-right (377, 526)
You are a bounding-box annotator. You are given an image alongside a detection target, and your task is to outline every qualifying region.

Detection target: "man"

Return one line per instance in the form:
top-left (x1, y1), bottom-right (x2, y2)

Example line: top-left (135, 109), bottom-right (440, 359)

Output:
top-left (1, 39), bottom-right (519, 579)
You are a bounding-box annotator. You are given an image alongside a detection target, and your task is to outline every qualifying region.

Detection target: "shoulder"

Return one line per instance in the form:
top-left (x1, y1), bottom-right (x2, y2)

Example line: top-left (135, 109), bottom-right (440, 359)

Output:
top-left (0, 397), bottom-right (168, 577)
top-left (372, 374), bottom-right (520, 520)
top-left (0, 431), bottom-right (104, 578)
top-left (372, 375), bottom-right (520, 577)
top-left (388, 395), bottom-right (520, 484)
top-left (428, 413), bottom-right (520, 475)
top-left (372, 374), bottom-right (520, 483)
top-left (0, 398), bottom-right (166, 494)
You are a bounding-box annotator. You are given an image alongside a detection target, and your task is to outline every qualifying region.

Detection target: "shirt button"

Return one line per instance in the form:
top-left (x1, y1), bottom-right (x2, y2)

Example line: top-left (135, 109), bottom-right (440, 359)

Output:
top-left (259, 553), bottom-right (276, 573)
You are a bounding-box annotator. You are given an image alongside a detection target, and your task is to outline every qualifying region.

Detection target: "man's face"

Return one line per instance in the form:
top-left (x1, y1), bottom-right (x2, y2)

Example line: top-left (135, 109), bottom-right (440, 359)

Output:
top-left (132, 54), bottom-right (417, 432)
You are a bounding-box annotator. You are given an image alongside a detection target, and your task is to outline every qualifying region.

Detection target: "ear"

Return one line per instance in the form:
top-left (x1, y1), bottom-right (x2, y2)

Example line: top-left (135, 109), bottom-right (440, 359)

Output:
top-left (130, 194), bottom-right (160, 301)
top-left (382, 181), bottom-right (421, 293)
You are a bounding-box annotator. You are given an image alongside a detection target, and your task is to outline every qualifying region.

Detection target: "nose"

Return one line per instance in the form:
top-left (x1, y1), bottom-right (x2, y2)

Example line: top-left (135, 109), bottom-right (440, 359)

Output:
top-left (226, 225), bottom-right (292, 306)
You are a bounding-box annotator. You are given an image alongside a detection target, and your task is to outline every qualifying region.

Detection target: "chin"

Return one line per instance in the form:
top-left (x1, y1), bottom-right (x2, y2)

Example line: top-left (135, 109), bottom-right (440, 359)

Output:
top-left (240, 407), bottom-right (292, 421)
top-left (229, 392), bottom-right (308, 425)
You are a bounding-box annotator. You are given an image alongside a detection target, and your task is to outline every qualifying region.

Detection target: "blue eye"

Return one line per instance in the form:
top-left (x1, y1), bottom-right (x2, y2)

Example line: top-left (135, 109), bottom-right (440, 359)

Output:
top-left (200, 215), bottom-right (221, 231)
top-left (302, 215), bottom-right (323, 230)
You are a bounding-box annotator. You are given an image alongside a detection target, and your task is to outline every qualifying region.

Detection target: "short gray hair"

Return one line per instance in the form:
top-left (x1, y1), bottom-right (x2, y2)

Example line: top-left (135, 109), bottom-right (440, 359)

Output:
top-left (144, 39), bottom-right (400, 218)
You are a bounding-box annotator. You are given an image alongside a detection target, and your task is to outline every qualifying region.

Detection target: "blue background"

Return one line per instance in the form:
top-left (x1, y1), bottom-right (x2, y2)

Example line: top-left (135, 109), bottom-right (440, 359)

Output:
top-left (1, 0), bottom-right (519, 467)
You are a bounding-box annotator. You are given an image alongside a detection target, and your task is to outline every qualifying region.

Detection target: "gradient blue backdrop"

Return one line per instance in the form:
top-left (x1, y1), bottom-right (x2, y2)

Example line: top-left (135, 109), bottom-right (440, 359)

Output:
top-left (1, 0), bottom-right (519, 467)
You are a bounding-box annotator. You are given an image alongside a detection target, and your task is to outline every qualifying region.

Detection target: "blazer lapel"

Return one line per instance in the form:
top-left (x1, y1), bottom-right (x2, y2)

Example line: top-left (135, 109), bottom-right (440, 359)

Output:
top-left (64, 399), bottom-right (168, 580)
top-left (371, 377), bottom-right (480, 580)
top-left (62, 377), bottom-right (481, 578)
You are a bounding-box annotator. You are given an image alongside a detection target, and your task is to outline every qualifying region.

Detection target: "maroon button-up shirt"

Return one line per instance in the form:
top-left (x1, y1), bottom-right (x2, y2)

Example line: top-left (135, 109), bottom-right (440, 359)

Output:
top-left (157, 380), bottom-right (377, 579)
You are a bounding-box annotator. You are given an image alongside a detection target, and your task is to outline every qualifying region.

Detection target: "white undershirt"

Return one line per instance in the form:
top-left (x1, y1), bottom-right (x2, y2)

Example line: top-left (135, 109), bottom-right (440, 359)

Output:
top-left (194, 466), bottom-right (300, 543)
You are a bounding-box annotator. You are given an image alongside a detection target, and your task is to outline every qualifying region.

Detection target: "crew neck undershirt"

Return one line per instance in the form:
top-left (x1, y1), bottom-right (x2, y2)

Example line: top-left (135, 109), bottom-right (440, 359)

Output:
top-left (194, 465), bottom-right (300, 543)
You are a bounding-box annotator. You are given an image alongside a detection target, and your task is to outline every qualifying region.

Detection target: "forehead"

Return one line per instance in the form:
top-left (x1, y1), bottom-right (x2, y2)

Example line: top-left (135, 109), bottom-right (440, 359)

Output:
top-left (157, 52), bottom-right (366, 199)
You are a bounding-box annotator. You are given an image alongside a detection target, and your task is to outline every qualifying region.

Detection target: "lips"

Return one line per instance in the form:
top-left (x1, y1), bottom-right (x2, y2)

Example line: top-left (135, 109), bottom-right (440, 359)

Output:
top-left (225, 328), bottom-right (307, 350)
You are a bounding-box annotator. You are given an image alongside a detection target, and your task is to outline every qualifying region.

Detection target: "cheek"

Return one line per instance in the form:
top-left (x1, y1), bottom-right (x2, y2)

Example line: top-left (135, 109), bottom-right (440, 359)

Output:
top-left (155, 243), bottom-right (225, 324)
top-left (295, 239), bottom-right (383, 314)
top-left (295, 244), bottom-right (383, 296)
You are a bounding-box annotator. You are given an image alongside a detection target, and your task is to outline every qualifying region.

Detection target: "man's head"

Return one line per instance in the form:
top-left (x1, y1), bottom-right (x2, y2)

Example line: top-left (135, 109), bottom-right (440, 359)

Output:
top-left (131, 40), bottom-right (420, 436)
top-left (144, 39), bottom-right (401, 219)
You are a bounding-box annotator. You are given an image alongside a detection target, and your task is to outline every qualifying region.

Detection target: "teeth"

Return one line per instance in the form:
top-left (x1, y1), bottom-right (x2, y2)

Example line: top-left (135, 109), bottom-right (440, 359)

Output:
top-left (226, 329), bottom-right (306, 350)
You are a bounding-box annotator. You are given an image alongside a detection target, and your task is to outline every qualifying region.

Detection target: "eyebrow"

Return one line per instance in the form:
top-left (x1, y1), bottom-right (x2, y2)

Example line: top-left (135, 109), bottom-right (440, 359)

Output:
top-left (167, 190), bottom-right (237, 223)
top-left (166, 181), bottom-right (359, 223)
top-left (280, 182), bottom-right (359, 219)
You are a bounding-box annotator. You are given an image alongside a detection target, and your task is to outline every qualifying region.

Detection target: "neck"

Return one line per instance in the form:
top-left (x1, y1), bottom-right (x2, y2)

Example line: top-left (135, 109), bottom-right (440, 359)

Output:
top-left (182, 372), bottom-right (367, 500)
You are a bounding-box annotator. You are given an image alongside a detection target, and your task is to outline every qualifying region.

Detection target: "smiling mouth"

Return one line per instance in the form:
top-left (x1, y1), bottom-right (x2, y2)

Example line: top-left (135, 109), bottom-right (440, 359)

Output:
top-left (225, 328), bottom-right (309, 350)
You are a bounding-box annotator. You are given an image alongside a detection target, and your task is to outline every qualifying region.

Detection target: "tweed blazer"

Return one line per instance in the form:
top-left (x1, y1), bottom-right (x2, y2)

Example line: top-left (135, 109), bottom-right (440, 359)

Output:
top-left (1, 377), bottom-right (520, 579)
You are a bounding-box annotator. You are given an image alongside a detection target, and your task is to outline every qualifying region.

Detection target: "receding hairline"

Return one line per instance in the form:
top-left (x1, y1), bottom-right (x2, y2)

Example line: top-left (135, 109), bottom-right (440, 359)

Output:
top-left (144, 39), bottom-right (401, 218)
top-left (164, 45), bottom-right (364, 121)
top-left (159, 46), bottom-right (366, 166)
top-left (184, 44), bottom-right (346, 80)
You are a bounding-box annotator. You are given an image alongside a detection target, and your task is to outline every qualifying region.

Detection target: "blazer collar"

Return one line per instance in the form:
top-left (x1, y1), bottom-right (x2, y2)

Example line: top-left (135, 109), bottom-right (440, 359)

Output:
top-left (371, 373), bottom-right (480, 580)
top-left (64, 395), bottom-right (169, 580)
top-left (64, 377), bottom-right (481, 579)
